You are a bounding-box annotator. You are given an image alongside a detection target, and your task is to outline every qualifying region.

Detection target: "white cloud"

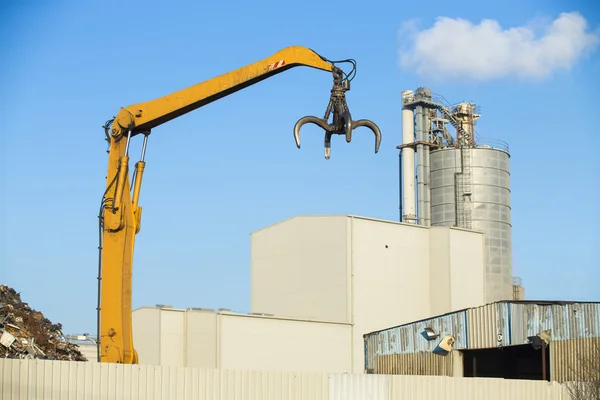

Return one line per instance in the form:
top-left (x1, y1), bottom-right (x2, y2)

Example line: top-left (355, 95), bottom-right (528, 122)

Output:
top-left (398, 12), bottom-right (600, 81)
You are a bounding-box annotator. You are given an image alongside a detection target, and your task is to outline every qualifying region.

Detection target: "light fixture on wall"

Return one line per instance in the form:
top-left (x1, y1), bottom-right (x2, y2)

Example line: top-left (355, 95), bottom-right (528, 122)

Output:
top-left (423, 327), bottom-right (439, 340)
top-left (528, 329), bottom-right (551, 350)
top-left (438, 334), bottom-right (455, 352)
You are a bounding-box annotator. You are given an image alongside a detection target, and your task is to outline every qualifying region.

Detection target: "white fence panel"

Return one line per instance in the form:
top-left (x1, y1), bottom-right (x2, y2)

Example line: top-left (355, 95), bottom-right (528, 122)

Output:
top-left (388, 375), bottom-right (571, 400)
top-left (0, 359), bottom-right (328, 400)
top-left (329, 373), bottom-right (389, 400)
top-left (0, 358), bottom-right (571, 400)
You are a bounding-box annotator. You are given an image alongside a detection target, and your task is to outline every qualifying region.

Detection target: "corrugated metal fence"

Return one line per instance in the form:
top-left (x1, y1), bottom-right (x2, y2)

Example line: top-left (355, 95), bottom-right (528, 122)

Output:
top-left (551, 337), bottom-right (600, 383)
top-left (1, 358), bottom-right (571, 399)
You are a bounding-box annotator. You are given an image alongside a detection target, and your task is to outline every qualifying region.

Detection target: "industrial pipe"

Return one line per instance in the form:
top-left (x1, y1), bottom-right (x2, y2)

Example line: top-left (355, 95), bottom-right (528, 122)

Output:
top-left (401, 90), bottom-right (416, 223)
top-left (415, 105), bottom-right (425, 225)
top-left (422, 109), bottom-right (431, 227)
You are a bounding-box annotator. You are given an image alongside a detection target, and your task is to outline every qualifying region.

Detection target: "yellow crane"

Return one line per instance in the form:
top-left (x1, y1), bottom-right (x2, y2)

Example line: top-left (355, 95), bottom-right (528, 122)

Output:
top-left (97, 45), bottom-right (382, 364)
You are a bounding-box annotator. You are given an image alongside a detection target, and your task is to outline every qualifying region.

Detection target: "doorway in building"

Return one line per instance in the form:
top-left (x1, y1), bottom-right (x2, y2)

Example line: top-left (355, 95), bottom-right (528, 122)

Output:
top-left (462, 344), bottom-right (550, 380)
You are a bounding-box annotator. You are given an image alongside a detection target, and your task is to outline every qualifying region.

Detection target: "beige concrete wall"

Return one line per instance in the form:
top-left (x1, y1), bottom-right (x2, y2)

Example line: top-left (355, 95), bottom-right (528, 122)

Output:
top-left (132, 307), bottom-right (353, 373)
top-left (132, 307), bottom-right (162, 366)
top-left (429, 227), bottom-right (452, 316)
top-left (159, 307), bottom-right (185, 366)
top-left (448, 227), bottom-right (486, 311)
top-left (429, 227), bottom-right (486, 316)
top-left (218, 313), bottom-right (352, 372)
top-left (251, 216), bottom-right (350, 322)
top-left (185, 309), bottom-right (217, 368)
top-left (250, 215), bottom-right (487, 373)
top-left (350, 217), bottom-right (432, 372)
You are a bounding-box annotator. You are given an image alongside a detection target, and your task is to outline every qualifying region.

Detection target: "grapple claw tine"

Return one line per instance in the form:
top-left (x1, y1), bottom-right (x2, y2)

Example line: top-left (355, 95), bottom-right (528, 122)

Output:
top-left (294, 116), bottom-right (331, 149)
top-left (342, 110), bottom-right (353, 143)
top-left (324, 132), bottom-right (332, 160)
top-left (353, 119), bottom-right (382, 154)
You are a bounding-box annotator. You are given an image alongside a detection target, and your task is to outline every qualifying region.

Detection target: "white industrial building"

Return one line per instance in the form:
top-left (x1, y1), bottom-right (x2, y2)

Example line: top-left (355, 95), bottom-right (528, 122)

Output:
top-left (133, 215), bottom-right (487, 373)
top-left (124, 87), bottom-right (520, 375)
top-left (133, 306), bottom-right (352, 371)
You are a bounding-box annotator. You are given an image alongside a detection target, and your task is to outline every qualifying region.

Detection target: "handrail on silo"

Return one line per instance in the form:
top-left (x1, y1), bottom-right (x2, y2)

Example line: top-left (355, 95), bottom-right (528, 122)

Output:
top-left (474, 137), bottom-right (510, 153)
top-left (403, 90), bottom-right (509, 153)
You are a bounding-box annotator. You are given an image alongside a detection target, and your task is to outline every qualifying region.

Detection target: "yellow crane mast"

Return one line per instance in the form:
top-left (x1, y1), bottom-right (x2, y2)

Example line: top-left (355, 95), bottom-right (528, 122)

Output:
top-left (97, 45), bottom-right (382, 364)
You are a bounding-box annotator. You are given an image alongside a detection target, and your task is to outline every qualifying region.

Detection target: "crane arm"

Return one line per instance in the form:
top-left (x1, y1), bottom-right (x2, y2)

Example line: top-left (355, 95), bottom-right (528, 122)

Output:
top-left (98, 45), bottom-right (381, 365)
top-left (109, 46), bottom-right (340, 139)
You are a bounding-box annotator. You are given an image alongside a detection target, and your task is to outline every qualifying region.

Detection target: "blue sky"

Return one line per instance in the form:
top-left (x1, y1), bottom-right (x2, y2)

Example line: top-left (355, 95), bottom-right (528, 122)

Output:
top-left (1, 0), bottom-right (598, 335)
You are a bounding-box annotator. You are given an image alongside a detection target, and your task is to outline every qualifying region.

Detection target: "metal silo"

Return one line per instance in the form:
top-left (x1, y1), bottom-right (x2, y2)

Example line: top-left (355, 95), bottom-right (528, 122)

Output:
top-left (430, 144), bottom-right (512, 303)
top-left (398, 92), bottom-right (514, 303)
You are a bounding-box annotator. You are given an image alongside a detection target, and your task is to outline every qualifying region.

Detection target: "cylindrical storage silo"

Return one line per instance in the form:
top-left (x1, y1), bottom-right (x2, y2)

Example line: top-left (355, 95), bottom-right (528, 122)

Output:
top-left (430, 146), bottom-right (512, 303)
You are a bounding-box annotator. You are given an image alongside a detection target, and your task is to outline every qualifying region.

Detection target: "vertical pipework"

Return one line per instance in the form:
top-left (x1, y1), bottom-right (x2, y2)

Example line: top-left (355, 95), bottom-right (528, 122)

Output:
top-left (401, 90), bottom-right (416, 223)
top-left (415, 105), bottom-right (425, 225)
top-left (422, 109), bottom-right (431, 227)
top-left (398, 151), bottom-right (403, 221)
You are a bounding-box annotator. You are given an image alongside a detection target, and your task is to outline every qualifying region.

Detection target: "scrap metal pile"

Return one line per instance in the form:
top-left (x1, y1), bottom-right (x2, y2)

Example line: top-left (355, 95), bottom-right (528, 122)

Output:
top-left (0, 284), bottom-right (87, 361)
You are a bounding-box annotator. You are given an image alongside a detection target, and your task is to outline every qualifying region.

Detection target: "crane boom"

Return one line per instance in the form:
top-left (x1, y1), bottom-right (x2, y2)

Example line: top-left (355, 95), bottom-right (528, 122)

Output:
top-left (109, 46), bottom-right (335, 139)
top-left (97, 45), bottom-right (381, 364)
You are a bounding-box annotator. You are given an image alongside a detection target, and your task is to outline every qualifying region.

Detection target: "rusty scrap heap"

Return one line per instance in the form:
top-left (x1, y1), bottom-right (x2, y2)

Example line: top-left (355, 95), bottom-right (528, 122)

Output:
top-left (0, 284), bottom-right (87, 361)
